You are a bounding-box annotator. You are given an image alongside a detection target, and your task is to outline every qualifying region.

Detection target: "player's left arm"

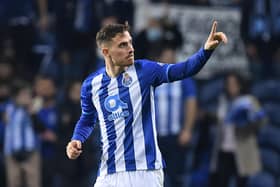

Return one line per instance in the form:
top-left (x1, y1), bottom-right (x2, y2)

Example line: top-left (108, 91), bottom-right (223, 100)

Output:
top-left (151, 21), bottom-right (227, 86)
top-left (168, 21), bottom-right (227, 82)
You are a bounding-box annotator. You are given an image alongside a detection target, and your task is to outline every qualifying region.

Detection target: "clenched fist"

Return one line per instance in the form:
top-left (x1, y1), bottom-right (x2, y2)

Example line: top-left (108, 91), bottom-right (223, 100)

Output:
top-left (66, 140), bottom-right (82, 159)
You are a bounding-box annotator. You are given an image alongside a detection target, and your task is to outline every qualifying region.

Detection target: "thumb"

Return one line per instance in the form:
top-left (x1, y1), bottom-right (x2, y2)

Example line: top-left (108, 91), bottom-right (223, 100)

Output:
top-left (77, 141), bottom-right (82, 149)
top-left (206, 40), bottom-right (219, 50)
top-left (72, 140), bottom-right (82, 149)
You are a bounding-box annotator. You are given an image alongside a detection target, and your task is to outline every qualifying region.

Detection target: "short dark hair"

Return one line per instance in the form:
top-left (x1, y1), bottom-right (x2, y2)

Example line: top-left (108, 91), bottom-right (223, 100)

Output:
top-left (96, 22), bottom-right (130, 48)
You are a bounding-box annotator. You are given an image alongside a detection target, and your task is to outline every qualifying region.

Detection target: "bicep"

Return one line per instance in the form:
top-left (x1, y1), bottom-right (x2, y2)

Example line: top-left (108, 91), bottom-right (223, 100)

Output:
top-left (150, 62), bottom-right (171, 87)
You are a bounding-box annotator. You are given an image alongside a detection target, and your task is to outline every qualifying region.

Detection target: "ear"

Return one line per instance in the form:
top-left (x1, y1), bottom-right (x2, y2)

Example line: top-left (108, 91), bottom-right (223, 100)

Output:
top-left (102, 47), bottom-right (109, 57)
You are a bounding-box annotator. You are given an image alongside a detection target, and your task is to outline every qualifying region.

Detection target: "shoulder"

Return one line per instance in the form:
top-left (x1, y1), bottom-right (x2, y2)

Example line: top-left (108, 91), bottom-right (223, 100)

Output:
top-left (135, 59), bottom-right (159, 67)
top-left (134, 59), bottom-right (165, 72)
top-left (82, 68), bottom-right (105, 93)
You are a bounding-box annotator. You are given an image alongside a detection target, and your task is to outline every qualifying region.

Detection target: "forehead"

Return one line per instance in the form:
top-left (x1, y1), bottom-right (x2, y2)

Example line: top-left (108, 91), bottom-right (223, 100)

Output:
top-left (112, 31), bottom-right (132, 43)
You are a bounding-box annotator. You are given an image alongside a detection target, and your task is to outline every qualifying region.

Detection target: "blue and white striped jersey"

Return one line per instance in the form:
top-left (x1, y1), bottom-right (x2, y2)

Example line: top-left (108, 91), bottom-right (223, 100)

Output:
top-left (155, 78), bottom-right (196, 136)
top-left (4, 104), bottom-right (38, 155)
top-left (72, 48), bottom-right (212, 176)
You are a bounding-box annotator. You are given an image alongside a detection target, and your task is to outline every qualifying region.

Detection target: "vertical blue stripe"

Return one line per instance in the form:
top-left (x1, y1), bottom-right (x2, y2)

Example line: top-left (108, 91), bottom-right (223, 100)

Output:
top-left (11, 109), bottom-right (17, 153)
top-left (99, 76), bottom-right (116, 174)
top-left (117, 74), bottom-right (136, 170)
top-left (97, 129), bottom-right (103, 176)
top-left (167, 85), bottom-right (172, 134)
top-left (135, 68), bottom-right (156, 169)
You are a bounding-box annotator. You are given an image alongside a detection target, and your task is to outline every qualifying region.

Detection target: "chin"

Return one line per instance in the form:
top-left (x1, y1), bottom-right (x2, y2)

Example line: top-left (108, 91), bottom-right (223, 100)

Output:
top-left (125, 59), bottom-right (134, 65)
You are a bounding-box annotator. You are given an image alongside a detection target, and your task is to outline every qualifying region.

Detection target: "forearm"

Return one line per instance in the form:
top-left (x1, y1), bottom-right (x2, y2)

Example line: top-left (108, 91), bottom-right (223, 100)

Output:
top-left (71, 115), bottom-right (95, 143)
top-left (168, 48), bottom-right (213, 82)
top-left (183, 99), bottom-right (197, 131)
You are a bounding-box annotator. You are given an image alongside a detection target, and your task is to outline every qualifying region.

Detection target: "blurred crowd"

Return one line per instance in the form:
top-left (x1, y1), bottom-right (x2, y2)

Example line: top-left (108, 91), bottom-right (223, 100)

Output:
top-left (0, 0), bottom-right (279, 187)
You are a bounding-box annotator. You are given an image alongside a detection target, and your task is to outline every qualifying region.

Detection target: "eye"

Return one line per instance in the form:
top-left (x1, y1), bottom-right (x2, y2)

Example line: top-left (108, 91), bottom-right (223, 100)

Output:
top-left (119, 43), bottom-right (127, 48)
top-left (119, 42), bottom-right (128, 48)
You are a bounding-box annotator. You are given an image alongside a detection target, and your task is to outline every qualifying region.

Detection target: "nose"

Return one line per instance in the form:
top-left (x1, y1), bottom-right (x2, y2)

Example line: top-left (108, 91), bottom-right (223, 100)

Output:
top-left (128, 43), bottom-right (134, 53)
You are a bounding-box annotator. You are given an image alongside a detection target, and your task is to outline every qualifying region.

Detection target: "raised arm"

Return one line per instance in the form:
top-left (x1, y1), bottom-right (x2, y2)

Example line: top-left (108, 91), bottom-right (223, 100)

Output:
top-left (167, 21), bottom-right (227, 82)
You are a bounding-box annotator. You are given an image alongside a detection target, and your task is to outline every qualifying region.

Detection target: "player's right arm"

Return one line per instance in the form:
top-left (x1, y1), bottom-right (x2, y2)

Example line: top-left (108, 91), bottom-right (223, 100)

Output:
top-left (66, 77), bottom-right (98, 159)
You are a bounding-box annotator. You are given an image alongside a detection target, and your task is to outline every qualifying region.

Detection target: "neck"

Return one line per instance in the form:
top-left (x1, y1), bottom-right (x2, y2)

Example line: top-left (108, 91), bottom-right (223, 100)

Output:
top-left (105, 63), bottom-right (127, 78)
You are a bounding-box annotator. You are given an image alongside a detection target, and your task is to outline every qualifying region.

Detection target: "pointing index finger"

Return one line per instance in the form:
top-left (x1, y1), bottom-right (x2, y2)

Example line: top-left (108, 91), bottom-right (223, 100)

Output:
top-left (210, 21), bottom-right (217, 36)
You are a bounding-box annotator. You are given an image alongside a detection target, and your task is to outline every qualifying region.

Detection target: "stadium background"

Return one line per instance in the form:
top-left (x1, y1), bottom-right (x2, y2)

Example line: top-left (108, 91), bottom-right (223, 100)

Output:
top-left (0, 0), bottom-right (279, 187)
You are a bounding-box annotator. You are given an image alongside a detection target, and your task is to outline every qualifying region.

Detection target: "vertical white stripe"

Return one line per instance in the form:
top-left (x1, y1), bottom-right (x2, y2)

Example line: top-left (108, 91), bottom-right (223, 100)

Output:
top-left (107, 78), bottom-right (126, 172)
top-left (150, 86), bottom-right (163, 169)
top-left (25, 124), bottom-right (35, 151)
top-left (91, 74), bottom-right (108, 176)
top-left (128, 65), bottom-right (147, 169)
top-left (157, 84), bottom-right (168, 136)
top-left (4, 125), bottom-right (11, 154)
top-left (13, 110), bottom-right (23, 151)
top-left (4, 105), bottom-right (13, 154)
top-left (171, 82), bottom-right (181, 135)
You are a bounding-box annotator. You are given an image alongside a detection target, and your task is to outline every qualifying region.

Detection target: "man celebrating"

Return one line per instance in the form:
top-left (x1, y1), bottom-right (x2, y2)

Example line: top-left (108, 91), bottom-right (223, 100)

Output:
top-left (66, 21), bottom-right (227, 187)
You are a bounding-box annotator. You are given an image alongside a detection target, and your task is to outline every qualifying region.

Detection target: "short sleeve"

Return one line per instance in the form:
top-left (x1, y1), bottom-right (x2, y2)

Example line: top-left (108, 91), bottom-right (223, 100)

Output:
top-left (182, 78), bottom-right (197, 99)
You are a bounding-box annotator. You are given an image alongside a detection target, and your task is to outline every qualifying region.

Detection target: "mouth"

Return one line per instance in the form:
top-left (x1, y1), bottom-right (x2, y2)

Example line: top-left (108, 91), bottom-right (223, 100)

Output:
top-left (127, 54), bottom-right (134, 59)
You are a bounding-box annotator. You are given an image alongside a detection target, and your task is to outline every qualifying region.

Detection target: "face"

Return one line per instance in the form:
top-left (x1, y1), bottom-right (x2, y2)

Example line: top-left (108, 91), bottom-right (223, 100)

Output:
top-left (35, 78), bottom-right (56, 98)
top-left (103, 31), bottom-right (134, 66)
top-left (226, 75), bottom-right (241, 98)
top-left (69, 82), bottom-right (81, 102)
top-left (16, 88), bottom-right (32, 107)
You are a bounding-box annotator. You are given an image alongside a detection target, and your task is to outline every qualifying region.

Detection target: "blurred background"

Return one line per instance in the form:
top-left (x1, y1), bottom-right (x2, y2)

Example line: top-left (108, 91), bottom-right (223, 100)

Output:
top-left (0, 0), bottom-right (279, 187)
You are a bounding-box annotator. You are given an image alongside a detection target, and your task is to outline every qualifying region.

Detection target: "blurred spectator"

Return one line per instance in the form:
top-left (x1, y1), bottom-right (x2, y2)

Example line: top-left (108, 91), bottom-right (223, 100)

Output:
top-left (135, 15), bottom-right (182, 60)
top-left (33, 76), bottom-right (59, 187)
top-left (0, 57), bottom-right (14, 83)
top-left (57, 81), bottom-right (98, 187)
top-left (54, 0), bottom-right (96, 85)
top-left (241, 0), bottom-right (280, 80)
top-left (135, 17), bottom-right (164, 60)
top-left (0, 82), bottom-right (12, 187)
top-left (160, 16), bottom-right (183, 50)
top-left (4, 81), bottom-right (41, 187)
top-left (94, 0), bottom-right (135, 27)
top-left (0, 0), bottom-right (50, 81)
top-left (0, 56), bottom-right (15, 187)
top-left (209, 72), bottom-right (267, 187)
top-left (150, 0), bottom-right (210, 6)
top-left (209, 0), bottom-right (240, 7)
top-left (155, 47), bottom-right (197, 187)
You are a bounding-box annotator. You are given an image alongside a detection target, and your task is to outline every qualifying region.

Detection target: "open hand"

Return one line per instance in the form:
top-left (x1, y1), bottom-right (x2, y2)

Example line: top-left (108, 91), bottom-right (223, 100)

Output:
top-left (204, 21), bottom-right (228, 50)
top-left (66, 140), bottom-right (82, 159)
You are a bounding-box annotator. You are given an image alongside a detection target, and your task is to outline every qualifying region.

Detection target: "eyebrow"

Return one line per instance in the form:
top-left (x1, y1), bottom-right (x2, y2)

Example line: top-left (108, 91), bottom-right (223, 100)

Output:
top-left (118, 39), bottom-right (132, 46)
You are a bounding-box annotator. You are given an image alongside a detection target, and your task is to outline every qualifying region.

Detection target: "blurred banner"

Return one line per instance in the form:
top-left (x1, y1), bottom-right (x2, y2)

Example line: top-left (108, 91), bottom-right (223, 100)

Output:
top-left (135, 4), bottom-right (249, 79)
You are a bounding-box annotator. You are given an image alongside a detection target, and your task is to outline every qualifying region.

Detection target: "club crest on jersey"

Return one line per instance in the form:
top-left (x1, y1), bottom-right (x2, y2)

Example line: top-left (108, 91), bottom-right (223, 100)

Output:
top-left (122, 73), bottom-right (132, 87)
top-left (104, 94), bottom-right (129, 121)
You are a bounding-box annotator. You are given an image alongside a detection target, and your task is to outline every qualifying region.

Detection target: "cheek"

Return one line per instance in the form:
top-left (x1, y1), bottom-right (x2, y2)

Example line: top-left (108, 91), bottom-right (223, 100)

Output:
top-left (111, 49), bottom-right (126, 58)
